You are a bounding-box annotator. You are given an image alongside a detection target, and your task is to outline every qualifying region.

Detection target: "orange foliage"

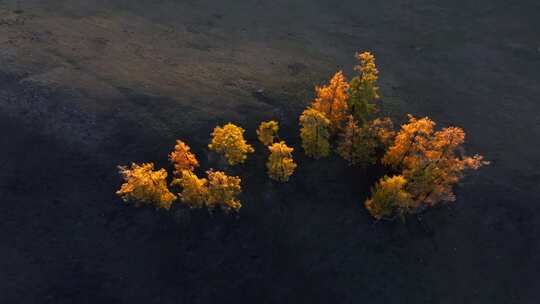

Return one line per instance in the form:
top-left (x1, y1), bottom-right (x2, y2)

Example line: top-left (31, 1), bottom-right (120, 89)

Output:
top-left (382, 115), bottom-right (435, 169)
top-left (312, 71), bottom-right (350, 132)
top-left (379, 115), bottom-right (489, 212)
top-left (116, 163), bottom-right (176, 210)
top-left (404, 127), bottom-right (488, 205)
top-left (169, 140), bottom-right (199, 176)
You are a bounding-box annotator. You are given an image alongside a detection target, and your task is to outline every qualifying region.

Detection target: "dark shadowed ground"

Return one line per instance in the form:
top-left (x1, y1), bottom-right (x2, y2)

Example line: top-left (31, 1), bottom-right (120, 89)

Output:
top-left (1, 1), bottom-right (539, 303)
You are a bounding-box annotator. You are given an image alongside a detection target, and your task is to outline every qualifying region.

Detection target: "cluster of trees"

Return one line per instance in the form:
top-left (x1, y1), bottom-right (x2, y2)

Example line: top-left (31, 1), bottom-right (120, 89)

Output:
top-left (117, 51), bottom-right (487, 221)
top-left (116, 120), bottom-right (298, 213)
top-left (297, 51), bottom-right (488, 220)
top-left (367, 116), bottom-right (488, 219)
top-left (116, 138), bottom-right (244, 213)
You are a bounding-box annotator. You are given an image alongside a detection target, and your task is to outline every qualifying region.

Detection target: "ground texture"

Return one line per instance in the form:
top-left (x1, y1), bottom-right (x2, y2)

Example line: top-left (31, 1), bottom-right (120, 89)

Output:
top-left (1, 1), bottom-right (539, 303)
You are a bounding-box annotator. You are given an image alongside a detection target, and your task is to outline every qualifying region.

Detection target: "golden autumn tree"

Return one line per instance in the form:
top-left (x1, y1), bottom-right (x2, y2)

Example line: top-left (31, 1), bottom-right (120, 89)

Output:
top-left (267, 141), bottom-right (297, 182)
top-left (374, 115), bottom-right (489, 217)
top-left (208, 123), bottom-right (254, 165)
top-left (171, 170), bottom-right (208, 209)
top-left (116, 163), bottom-right (176, 210)
top-left (169, 140), bottom-right (199, 176)
top-left (348, 52), bottom-right (380, 124)
top-left (312, 71), bottom-right (350, 132)
top-left (382, 115), bottom-right (435, 169)
top-left (257, 120), bottom-right (279, 146)
top-left (206, 170), bottom-right (242, 213)
top-left (403, 127), bottom-right (488, 206)
top-left (299, 108), bottom-right (331, 158)
top-left (364, 175), bottom-right (412, 220)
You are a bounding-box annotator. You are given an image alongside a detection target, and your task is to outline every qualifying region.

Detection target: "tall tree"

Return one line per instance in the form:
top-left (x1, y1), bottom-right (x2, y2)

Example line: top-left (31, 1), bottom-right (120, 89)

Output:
top-left (348, 52), bottom-right (380, 123)
top-left (312, 71), bottom-right (350, 133)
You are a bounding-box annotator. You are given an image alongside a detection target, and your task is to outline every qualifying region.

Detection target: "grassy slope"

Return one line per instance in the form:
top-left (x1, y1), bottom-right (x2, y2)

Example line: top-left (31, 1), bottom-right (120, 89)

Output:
top-left (0, 1), bottom-right (539, 303)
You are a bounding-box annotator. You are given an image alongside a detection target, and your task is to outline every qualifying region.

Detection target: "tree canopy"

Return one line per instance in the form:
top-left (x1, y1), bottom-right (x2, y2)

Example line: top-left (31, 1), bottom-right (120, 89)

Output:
top-left (312, 71), bottom-right (350, 133)
top-left (267, 141), bottom-right (297, 182)
top-left (169, 140), bottom-right (199, 176)
top-left (116, 163), bottom-right (176, 210)
top-left (209, 123), bottom-right (254, 165)
top-left (299, 108), bottom-right (331, 159)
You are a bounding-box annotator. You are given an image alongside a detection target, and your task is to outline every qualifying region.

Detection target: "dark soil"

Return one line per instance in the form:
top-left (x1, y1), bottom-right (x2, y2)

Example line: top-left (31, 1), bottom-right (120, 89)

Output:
top-left (1, 1), bottom-right (539, 303)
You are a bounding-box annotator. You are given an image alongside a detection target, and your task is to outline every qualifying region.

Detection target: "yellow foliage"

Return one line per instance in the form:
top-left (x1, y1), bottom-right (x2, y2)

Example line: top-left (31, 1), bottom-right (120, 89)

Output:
top-left (206, 170), bottom-right (242, 213)
top-left (208, 123), bottom-right (254, 165)
top-left (312, 71), bottom-right (350, 132)
top-left (349, 51), bottom-right (380, 123)
top-left (257, 120), bottom-right (279, 146)
top-left (365, 175), bottom-right (412, 219)
top-left (171, 170), bottom-right (208, 209)
top-left (169, 140), bottom-right (199, 176)
top-left (299, 108), bottom-right (331, 158)
top-left (116, 163), bottom-right (176, 210)
top-left (267, 141), bottom-right (297, 182)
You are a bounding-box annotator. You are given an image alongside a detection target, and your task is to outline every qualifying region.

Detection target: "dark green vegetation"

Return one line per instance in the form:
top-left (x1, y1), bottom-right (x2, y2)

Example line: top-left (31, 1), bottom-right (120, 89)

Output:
top-left (1, 1), bottom-right (539, 303)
